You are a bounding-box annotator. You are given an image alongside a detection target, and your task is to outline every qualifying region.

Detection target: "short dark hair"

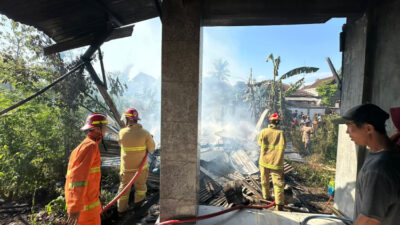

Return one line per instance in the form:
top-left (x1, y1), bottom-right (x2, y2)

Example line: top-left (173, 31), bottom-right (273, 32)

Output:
top-left (343, 104), bottom-right (389, 135)
top-left (352, 120), bottom-right (387, 135)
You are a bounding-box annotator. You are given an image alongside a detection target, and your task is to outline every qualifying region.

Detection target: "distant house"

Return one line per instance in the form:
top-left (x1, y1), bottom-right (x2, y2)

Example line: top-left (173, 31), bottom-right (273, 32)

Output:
top-left (284, 83), bottom-right (322, 107)
top-left (284, 77), bottom-right (339, 117)
top-left (302, 77), bottom-right (336, 96)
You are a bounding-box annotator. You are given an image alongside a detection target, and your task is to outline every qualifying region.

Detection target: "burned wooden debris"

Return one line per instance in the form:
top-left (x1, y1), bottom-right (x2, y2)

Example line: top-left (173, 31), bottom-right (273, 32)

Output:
top-left (100, 135), bottom-right (320, 224)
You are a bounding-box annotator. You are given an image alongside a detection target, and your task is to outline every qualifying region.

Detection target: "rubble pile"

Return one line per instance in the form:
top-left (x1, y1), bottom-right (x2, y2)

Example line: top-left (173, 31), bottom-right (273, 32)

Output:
top-left (101, 134), bottom-right (328, 224)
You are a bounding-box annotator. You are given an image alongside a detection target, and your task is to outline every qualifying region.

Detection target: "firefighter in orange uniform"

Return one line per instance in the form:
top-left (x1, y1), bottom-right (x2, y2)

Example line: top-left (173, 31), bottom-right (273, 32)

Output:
top-left (65, 113), bottom-right (107, 225)
top-left (117, 108), bottom-right (155, 215)
top-left (257, 113), bottom-right (286, 211)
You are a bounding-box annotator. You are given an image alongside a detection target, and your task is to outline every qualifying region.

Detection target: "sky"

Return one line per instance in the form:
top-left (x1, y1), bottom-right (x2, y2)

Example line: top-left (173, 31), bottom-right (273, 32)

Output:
top-left (88, 17), bottom-right (346, 86)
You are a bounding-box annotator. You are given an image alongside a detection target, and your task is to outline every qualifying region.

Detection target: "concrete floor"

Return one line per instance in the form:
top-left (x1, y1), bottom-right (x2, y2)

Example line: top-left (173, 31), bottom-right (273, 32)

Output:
top-left (196, 205), bottom-right (343, 225)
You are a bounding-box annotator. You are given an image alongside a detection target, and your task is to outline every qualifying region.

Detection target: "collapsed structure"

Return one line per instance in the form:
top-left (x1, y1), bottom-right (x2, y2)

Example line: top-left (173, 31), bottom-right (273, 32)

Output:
top-left (1, 0), bottom-right (400, 224)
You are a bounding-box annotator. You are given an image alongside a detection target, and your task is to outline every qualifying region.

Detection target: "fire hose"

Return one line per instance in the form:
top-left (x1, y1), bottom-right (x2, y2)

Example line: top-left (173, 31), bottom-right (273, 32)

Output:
top-left (156, 201), bottom-right (276, 225)
top-left (101, 151), bottom-right (148, 213)
top-left (101, 151), bottom-right (275, 224)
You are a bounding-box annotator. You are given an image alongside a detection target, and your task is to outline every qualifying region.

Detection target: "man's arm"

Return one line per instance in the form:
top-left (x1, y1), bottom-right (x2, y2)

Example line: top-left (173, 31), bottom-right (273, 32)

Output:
top-left (66, 145), bottom-right (95, 213)
top-left (67, 211), bottom-right (80, 225)
top-left (257, 130), bottom-right (263, 146)
top-left (146, 132), bottom-right (156, 153)
top-left (354, 214), bottom-right (381, 225)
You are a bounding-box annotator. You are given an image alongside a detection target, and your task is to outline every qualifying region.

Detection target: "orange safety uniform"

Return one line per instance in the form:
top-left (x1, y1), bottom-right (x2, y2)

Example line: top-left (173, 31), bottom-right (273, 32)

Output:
top-left (65, 132), bottom-right (102, 225)
top-left (257, 123), bottom-right (286, 205)
top-left (117, 123), bottom-right (155, 213)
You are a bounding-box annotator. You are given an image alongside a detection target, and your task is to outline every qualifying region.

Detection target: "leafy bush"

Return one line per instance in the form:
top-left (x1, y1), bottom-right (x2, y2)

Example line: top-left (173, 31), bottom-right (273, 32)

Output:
top-left (30, 196), bottom-right (66, 225)
top-left (0, 16), bottom-right (89, 202)
top-left (310, 115), bottom-right (339, 164)
top-left (290, 161), bottom-right (335, 188)
top-left (291, 115), bottom-right (339, 165)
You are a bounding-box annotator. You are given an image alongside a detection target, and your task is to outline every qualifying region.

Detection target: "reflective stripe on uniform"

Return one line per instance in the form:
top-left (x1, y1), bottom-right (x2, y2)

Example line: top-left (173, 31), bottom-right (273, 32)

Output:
top-left (91, 120), bottom-right (108, 125)
top-left (274, 186), bottom-right (284, 193)
top-left (135, 190), bottom-right (147, 196)
top-left (122, 163), bottom-right (148, 172)
top-left (120, 195), bottom-right (129, 201)
top-left (261, 184), bottom-right (268, 188)
top-left (69, 180), bottom-right (88, 188)
top-left (83, 199), bottom-right (100, 211)
top-left (67, 166), bottom-right (100, 176)
top-left (262, 144), bottom-right (284, 150)
top-left (259, 161), bottom-right (283, 170)
top-left (90, 167), bottom-right (100, 173)
top-left (122, 146), bottom-right (146, 151)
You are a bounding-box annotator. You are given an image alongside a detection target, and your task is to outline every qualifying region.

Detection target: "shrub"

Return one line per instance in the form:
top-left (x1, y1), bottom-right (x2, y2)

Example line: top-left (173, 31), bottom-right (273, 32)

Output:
top-left (291, 115), bottom-right (339, 165)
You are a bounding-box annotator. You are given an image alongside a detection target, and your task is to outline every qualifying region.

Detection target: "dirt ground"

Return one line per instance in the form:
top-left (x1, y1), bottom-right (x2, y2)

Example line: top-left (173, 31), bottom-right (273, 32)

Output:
top-left (1, 169), bottom-right (334, 225)
top-left (297, 186), bottom-right (333, 214)
top-left (0, 203), bottom-right (31, 225)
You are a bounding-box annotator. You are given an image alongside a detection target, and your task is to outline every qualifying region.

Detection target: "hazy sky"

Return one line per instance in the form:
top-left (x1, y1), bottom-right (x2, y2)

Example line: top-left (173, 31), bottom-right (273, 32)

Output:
top-left (85, 17), bottom-right (346, 86)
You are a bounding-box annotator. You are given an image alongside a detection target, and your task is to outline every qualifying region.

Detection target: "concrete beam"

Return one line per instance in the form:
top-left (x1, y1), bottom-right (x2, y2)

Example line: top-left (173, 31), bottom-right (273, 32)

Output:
top-left (334, 14), bottom-right (370, 218)
top-left (202, 0), bottom-right (370, 26)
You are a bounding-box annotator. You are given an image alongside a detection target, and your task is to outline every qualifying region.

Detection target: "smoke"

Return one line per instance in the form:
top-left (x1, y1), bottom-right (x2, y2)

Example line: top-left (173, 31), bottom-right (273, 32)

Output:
top-left (200, 75), bottom-right (260, 172)
top-left (114, 71), bottom-right (161, 145)
top-left (113, 65), bottom-right (260, 160)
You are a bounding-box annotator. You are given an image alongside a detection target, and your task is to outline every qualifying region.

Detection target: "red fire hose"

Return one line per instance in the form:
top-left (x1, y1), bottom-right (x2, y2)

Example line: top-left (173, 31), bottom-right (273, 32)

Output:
top-left (101, 152), bottom-right (275, 224)
top-left (156, 201), bottom-right (275, 225)
top-left (101, 152), bottom-right (148, 213)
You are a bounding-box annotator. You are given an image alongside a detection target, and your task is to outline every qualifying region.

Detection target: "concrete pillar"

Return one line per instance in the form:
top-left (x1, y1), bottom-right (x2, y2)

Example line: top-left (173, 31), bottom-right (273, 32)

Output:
top-left (340, 15), bottom-right (368, 113)
top-left (160, 0), bottom-right (202, 221)
top-left (335, 14), bottom-right (369, 218)
top-left (334, 125), bottom-right (358, 218)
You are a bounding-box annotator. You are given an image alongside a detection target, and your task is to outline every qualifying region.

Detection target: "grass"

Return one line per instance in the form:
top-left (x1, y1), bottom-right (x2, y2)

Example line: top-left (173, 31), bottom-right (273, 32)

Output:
top-left (288, 161), bottom-right (335, 188)
top-left (290, 115), bottom-right (339, 165)
top-left (286, 115), bottom-right (339, 189)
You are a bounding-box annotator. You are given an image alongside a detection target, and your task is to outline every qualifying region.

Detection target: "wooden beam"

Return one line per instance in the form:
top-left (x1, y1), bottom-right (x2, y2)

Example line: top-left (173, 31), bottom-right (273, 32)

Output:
top-left (44, 25), bottom-right (134, 55)
top-left (95, 83), bottom-right (125, 128)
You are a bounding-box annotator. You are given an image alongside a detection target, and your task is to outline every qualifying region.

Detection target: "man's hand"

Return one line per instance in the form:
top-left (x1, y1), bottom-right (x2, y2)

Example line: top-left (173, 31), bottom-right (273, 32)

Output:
top-left (67, 211), bottom-right (80, 225)
top-left (354, 214), bottom-right (381, 225)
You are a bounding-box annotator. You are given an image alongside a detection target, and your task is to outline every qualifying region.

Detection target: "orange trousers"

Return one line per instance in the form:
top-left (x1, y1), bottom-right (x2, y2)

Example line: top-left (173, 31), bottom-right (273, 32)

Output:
top-left (76, 204), bottom-right (101, 225)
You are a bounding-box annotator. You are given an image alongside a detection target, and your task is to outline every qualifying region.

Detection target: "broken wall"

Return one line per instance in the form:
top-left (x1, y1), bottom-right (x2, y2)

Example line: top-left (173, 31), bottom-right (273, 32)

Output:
top-left (368, 0), bottom-right (400, 135)
top-left (336, 0), bottom-right (400, 219)
top-left (335, 14), bottom-right (368, 219)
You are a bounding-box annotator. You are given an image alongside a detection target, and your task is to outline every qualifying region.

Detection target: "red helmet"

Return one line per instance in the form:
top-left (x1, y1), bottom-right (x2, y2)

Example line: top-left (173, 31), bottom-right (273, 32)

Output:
top-left (268, 113), bottom-right (280, 121)
top-left (80, 113), bottom-right (108, 131)
top-left (124, 108), bottom-right (140, 120)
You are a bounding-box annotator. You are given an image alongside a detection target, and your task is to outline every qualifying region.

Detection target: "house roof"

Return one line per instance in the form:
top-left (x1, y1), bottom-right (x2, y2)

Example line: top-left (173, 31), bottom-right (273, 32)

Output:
top-left (0, 0), bottom-right (373, 54)
top-left (282, 83), bottom-right (316, 97)
top-left (302, 76), bottom-right (336, 89)
top-left (0, 0), bottom-right (160, 54)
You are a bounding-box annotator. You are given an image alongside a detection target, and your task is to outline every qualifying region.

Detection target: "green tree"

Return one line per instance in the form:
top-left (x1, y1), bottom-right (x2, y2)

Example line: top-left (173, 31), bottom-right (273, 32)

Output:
top-left (316, 81), bottom-right (339, 107)
top-left (0, 16), bottom-right (86, 201)
top-left (210, 58), bottom-right (230, 81)
top-left (244, 53), bottom-right (319, 127)
top-left (0, 16), bottom-right (127, 203)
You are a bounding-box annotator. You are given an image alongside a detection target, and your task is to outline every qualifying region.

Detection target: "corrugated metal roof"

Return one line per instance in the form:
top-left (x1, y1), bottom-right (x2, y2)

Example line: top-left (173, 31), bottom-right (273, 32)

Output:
top-left (0, 0), bottom-right (159, 53)
top-left (302, 77), bottom-right (336, 89)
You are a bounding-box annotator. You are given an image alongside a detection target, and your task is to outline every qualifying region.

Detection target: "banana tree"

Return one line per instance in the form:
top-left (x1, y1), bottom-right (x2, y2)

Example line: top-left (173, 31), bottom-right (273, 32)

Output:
top-left (245, 53), bottom-right (318, 126)
top-left (266, 53), bottom-right (318, 126)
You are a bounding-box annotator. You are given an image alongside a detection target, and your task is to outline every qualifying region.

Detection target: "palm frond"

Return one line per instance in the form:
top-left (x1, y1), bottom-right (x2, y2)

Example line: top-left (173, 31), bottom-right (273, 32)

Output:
top-left (265, 54), bottom-right (274, 62)
top-left (275, 56), bottom-right (281, 74)
top-left (279, 67), bottom-right (319, 80)
top-left (284, 78), bottom-right (304, 97)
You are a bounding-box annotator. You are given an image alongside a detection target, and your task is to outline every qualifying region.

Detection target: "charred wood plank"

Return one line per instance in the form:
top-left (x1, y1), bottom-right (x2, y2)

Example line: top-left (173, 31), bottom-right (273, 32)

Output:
top-left (241, 179), bottom-right (263, 200)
